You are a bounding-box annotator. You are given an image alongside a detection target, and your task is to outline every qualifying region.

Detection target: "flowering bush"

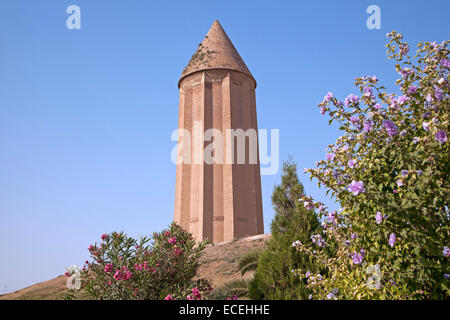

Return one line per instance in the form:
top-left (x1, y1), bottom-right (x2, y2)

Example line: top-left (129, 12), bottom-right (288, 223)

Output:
top-left (294, 32), bottom-right (449, 299)
top-left (69, 222), bottom-right (212, 300)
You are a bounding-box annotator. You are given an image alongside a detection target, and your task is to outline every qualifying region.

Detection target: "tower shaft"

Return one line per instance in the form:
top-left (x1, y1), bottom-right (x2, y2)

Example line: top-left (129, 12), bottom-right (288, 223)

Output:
top-left (174, 21), bottom-right (263, 243)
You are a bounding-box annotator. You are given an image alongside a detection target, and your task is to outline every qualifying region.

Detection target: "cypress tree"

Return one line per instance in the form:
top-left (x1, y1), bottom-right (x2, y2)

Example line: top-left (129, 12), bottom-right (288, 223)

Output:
top-left (249, 159), bottom-right (321, 299)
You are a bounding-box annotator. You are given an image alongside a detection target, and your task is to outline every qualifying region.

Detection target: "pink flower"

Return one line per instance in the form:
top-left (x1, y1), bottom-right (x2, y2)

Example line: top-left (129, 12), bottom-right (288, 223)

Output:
top-left (396, 94), bottom-right (408, 104)
top-left (348, 180), bottom-right (365, 196)
top-left (164, 231), bottom-right (171, 237)
top-left (101, 234), bottom-right (108, 241)
top-left (347, 159), bottom-right (357, 168)
top-left (344, 94), bottom-right (359, 106)
top-left (168, 237), bottom-right (177, 245)
top-left (187, 295), bottom-right (194, 300)
top-left (323, 92), bottom-right (333, 102)
top-left (174, 248), bottom-right (181, 256)
top-left (388, 233), bottom-right (396, 248)
top-left (192, 287), bottom-right (201, 298)
top-left (303, 200), bottom-right (314, 210)
top-left (104, 263), bottom-right (113, 273)
top-left (113, 270), bottom-right (123, 281)
top-left (124, 271), bottom-right (132, 280)
top-left (399, 68), bottom-right (413, 77)
top-left (88, 245), bottom-right (94, 251)
top-left (164, 294), bottom-right (173, 300)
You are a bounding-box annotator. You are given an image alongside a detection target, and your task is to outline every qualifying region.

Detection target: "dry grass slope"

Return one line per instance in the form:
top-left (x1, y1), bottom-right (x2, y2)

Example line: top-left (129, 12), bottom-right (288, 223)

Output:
top-left (0, 234), bottom-right (270, 300)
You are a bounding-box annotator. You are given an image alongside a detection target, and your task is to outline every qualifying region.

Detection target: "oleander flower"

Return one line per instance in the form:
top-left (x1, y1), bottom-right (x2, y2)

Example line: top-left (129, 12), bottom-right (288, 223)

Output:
top-left (66, 271), bottom-right (81, 291)
top-left (104, 263), bottom-right (113, 273)
top-left (113, 270), bottom-right (123, 281)
top-left (65, 265), bottom-right (80, 275)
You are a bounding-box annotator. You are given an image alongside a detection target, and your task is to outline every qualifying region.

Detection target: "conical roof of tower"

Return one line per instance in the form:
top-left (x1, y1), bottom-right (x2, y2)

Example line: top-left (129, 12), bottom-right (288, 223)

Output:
top-left (179, 20), bottom-right (255, 87)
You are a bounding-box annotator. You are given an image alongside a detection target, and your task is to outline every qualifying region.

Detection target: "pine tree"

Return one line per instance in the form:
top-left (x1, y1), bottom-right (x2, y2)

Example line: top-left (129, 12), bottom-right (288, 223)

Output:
top-left (249, 159), bottom-right (321, 299)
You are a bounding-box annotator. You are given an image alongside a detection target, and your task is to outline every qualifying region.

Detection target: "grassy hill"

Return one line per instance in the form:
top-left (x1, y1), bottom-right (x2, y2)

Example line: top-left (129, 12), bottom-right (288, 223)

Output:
top-left (0, 234), bottom-right (270, 300)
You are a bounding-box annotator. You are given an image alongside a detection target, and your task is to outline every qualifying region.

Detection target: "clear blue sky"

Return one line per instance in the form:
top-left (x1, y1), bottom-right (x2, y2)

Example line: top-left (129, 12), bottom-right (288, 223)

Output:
top-left (0, 0), bottom-right (448, 294)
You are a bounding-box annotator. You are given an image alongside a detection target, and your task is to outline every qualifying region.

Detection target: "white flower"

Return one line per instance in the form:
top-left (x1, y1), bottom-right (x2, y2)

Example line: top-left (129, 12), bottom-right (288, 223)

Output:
top-left (67, 272), bottom-right (82, 291)
top-left (292, 240), bottom-right (302, 247)
top-left (65, 265), bottom-right (81, 291)
top-left (65, 265), bottom-right (80, 275)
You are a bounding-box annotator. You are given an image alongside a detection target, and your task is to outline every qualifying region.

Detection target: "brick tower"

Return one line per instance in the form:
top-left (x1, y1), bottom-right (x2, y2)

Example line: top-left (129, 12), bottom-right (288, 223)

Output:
top-left (174, 20), bottom-right (263, 243)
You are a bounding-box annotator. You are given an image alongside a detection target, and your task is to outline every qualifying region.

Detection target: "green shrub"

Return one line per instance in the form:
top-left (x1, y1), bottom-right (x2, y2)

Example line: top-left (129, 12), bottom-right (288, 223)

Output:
top-left (249, 160), bottom-right (321, 299)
